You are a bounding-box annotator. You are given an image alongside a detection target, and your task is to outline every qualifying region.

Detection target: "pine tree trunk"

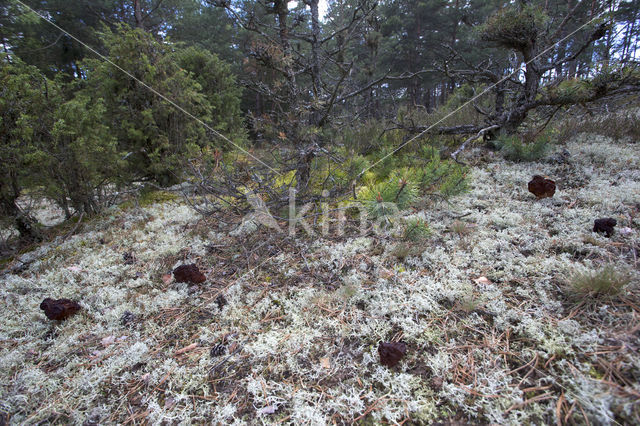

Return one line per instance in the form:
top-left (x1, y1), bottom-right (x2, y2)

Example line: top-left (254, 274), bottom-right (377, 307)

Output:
top-left (134, 0), bottom-right (144, 30)
top-left (307, 0), bottom-right (322, 127)
top-left (0, 177), bottom-right (41, 241)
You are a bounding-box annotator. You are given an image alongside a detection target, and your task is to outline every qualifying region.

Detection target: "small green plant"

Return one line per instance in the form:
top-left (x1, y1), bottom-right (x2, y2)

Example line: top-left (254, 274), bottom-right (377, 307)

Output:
top-left (438, 166), bottom-right (470, 198)
top-left (391, 242), bottom-right (423, 261)
top-left (567, 265), bottom-right (632, 300)
top-left (330, 153), bottom-right (370, 187)
top-left (499, 134), bottom-right (550, 162)
top-left (359, 173), bottom-right (418, 220)
top-left (338, 284), bottom-right (358, 302)
top-left (449, 220), bottom-right (472, 237)
top-left (456, 293), bottom-right (484, 313)
top-left (403, 217), bottom-right (431, 241)
top-left (414, 150), bottom-right (470, 198)
top-left (370, 146), bottom-right (402, 180)
top-left (392, 243), bottom-right (410, 261)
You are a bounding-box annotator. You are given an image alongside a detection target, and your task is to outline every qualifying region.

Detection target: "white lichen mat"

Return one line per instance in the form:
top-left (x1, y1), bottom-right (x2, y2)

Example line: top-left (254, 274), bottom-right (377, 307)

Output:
top-left (1, 134), bottom-right (639, 424)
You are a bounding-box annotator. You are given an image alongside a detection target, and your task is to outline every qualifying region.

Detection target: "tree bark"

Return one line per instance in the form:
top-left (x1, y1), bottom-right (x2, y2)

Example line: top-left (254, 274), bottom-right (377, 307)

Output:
top-left (0, 174), bottom-right (41, 240)
top-left (273, 0), bottom-right (294, 88)
top-left (306, 0), bottom-right (322, 126)
top-left (134, 0), bottom-right (144, 29)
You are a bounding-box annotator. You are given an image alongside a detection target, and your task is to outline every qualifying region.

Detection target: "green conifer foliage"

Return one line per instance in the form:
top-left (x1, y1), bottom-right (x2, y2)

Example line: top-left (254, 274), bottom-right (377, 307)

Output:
top-left (42, 94), bottom-right (123, 215)
top-left (81, 26), bottom-right (243, 186)
top-left (0, 55), bottom-right (55, 238)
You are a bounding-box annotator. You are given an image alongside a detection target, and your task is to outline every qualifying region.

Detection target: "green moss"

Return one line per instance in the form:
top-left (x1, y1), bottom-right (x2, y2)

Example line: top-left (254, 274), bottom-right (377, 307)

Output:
top-left (120, 189), bottom-right (179, 210)
top-left (457, 292), bottom-right (483, 313)
top-left (143, 190), bottom-right (179, 205)
top-left (588, 366), bottom-right (605, 380)
top-left (0, 255), bottom-right (14, 269)
top-left (421, 328), bottom-right (444, 345)
top-left (338, 283), bottom-right (358, 301)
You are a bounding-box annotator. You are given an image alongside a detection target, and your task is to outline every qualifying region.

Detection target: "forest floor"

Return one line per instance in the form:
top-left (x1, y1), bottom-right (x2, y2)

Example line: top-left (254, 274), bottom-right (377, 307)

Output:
top-left (1, 132), bottom-right (639, 425)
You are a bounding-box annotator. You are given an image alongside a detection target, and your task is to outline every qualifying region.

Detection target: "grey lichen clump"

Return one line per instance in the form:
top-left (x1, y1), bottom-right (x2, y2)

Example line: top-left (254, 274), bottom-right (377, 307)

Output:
top-left (0, 134), bottom-right (639, 424)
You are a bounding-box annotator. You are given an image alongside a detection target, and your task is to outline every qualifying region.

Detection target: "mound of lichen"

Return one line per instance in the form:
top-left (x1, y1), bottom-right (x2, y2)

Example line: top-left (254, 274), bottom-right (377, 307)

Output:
top-left (1, 133), bottom-right (639, 424)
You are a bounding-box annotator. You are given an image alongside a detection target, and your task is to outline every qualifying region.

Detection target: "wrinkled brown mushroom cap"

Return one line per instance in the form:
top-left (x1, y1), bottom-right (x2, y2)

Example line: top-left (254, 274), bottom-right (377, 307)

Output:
top-left (40, 298), bottom-right (81, 321)
top-left (528, 175), bottom-right (556, 199)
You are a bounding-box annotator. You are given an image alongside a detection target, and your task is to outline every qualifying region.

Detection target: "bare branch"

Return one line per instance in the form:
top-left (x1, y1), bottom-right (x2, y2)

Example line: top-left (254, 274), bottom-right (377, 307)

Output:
top-left (540, 23), bottom-right (609, 73)
top-left (318, 63), bottom-right (352, 127)
top-left (450, 125), bottom-right (500, 164)
top-left (320, 2), bottom-right (374, 44)
top-left (142, 0), bottom-right (165, 22)
top-left (546, 1), bottom-right (581, 42)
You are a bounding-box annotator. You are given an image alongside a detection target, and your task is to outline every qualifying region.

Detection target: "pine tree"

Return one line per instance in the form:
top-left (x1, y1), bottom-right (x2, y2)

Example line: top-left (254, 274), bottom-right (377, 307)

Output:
top-left (0, 54), bottom-right (57, 238)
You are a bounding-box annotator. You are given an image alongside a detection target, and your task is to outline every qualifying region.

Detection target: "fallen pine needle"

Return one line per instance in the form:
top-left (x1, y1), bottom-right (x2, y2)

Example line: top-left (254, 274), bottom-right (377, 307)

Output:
top-left (505, 392), bottom-right (555, 413)
top-left (175, 343), bottom-right (198, 355)
top-left (458, 384), bottom-right (500, 398)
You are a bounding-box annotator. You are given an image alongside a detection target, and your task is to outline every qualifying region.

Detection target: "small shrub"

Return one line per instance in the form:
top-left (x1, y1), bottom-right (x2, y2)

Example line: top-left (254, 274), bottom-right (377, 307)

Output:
top-left (396, 89), bottom-right (489, 140)
top-left (336, 119), bottom-right (397, 154)
top-left (438, 165), bottom-right (470, 198)
top-left (456, 293), bottom-right (484, 313)
top-left (567, 265), bottom-right (632, 300)
top-left (84, 26), bottom-right (244, 186)
top-left (369, 146), bottom-right (402, 181)
top-left (391, 242), bottom-right (423, 261)
top-left (330, 153), bottom-right (370, 187)
top-left (392, 243), bottom-right (410, 260)
top-left (555, 109), bottom-right (640, 143)
top-left (449, 220), bottom-right (473, 237)
top-left (414, 150), bottom-right (470, 198)
top-left (499, 134), bottom-right (550, 162)
top-left (403, 217), bottom-right (431, 241)
top-left (359, 173), bottom-right (418, 220)
top-left (44, 94), bottom-right (123, 215)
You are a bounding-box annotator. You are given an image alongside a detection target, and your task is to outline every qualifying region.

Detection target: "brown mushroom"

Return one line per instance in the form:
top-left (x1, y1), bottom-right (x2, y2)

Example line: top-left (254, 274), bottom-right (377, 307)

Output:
top-left (173, 264), bottom-right (206, 284)
top-left (378, 341), bottom-right (407, 367)
top-left (593, 218), bottom-right (617, 237)
top-left (528, 175), bottom-right (556, 199)
top-left (40, 298), bottom-right (81, 321)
